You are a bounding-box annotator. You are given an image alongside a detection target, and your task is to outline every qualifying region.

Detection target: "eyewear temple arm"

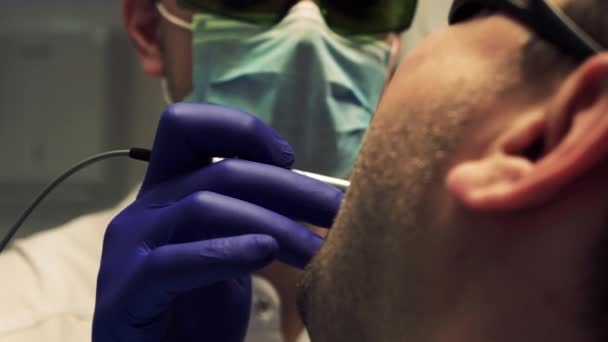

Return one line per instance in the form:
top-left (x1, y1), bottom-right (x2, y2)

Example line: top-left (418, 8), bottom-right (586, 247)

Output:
top-left (491, 0), bottom-right (603, 61)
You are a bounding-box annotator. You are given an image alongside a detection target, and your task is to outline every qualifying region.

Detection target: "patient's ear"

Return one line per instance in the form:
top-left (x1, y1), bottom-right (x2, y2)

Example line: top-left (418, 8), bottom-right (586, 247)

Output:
top-left (446, 53), bottom-right (608, 211)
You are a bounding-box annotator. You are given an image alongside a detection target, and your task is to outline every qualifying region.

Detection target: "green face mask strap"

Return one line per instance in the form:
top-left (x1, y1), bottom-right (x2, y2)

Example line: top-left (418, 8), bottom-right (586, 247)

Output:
top-left (157, 3), bottom-right (194, 31)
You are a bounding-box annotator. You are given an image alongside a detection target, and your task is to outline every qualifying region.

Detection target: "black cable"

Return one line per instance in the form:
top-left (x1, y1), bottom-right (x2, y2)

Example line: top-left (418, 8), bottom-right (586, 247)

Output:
top-left (0, 148), bottom-right (151, 254)
top-left (129, 147), bottom-right (152, 162)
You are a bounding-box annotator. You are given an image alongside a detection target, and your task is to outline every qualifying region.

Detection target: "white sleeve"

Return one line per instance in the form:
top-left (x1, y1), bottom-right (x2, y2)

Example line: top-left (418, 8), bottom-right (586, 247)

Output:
top-left (246, 276), bottom-right (284, 342)
top-left (0, 207), bottom-right (117, 342)
top-left (0, 188), bottom-right (290, 342)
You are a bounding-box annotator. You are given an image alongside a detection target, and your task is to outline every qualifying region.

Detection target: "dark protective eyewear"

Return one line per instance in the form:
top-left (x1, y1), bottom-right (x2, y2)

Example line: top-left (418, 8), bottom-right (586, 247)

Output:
top-left (176, 0), bottom-right (418, 36)
top-left (449, 0), bottom-right (604, 62)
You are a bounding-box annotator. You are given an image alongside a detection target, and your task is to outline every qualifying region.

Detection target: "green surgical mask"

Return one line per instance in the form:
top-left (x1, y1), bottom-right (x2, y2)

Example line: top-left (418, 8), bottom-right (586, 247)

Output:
top-left (159, 1), bottom-right (397, 178)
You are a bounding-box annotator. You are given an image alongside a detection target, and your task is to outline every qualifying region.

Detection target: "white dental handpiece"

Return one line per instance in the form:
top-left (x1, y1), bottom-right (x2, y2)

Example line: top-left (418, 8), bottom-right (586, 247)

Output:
top-left (0, 148), bottom-right (351, 254)
top-left (212, 158), bottom-right (350, 191)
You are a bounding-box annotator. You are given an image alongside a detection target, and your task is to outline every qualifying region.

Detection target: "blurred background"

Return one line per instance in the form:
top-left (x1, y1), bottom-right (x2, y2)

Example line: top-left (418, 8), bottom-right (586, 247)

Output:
top-left (0, 0), bottom-right (449, 239)
top-left (0, 0), bottom-right (164, 238)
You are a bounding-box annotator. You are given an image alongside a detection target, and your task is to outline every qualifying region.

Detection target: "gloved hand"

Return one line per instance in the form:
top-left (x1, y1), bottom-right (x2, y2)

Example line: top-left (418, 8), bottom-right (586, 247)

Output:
top-left (92, 103), bottom-right (343, 342)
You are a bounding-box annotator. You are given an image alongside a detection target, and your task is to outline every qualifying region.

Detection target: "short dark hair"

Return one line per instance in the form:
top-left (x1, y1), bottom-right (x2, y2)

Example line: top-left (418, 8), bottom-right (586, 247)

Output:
top-left (561, 2), bottom-right (608, 341)
top-left (521, 0), bottom-right (608, 87)
top-left (523, 1), bottom-right (608, 341)
top-left (518, 1), bottom-right (608, 340)
top-left (586, 221), bottom-right (608, 342)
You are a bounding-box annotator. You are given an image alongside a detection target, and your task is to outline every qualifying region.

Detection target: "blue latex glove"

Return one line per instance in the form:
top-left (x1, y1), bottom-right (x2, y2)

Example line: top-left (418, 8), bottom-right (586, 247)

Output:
top-left (93, 103), bottom-right (343, 342)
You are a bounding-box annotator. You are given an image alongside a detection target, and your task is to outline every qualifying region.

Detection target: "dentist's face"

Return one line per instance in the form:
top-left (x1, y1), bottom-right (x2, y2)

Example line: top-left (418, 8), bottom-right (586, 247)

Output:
top-left (156, 0), bottom-right (399, 102)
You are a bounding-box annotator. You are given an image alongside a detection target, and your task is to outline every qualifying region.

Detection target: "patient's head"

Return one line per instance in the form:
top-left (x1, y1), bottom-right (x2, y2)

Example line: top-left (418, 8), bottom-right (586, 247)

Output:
top-left (298, 1), bottom-right (608, 341)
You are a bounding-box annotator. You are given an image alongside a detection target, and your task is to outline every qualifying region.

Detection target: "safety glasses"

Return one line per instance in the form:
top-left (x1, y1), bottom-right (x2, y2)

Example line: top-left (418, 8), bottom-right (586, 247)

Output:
top-left (449, 0), bottom-right (603, 61)
top-left (176, 0), bottom-right (418, 36)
